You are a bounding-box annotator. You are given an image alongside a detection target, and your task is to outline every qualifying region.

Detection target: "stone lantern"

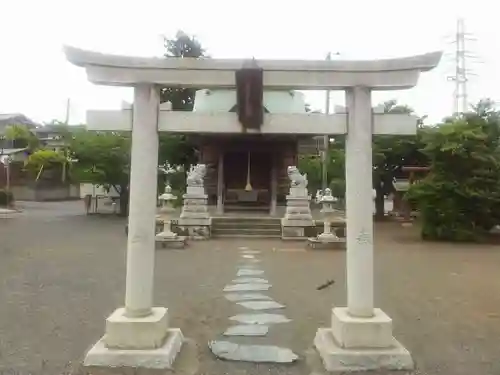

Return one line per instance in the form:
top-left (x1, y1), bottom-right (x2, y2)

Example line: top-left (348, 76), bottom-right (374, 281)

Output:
top-left (159, 183), bottom-right (176, 229)
top-left (308, 188), bottom-right (345, 249)
top-left (155, 183), bottom-right (187, 248)
top-left (318, 188), bottom-right (339, 241)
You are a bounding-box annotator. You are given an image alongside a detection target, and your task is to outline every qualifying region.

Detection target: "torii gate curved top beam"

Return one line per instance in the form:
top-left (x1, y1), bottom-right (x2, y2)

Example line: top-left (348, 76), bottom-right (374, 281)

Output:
top-left (63, 46), bottom-right (442, 90)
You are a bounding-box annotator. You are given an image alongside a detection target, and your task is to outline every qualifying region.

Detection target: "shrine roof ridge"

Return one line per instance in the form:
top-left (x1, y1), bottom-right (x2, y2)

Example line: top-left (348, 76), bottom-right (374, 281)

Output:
top-left (63, 46), bottom-right (442, 73)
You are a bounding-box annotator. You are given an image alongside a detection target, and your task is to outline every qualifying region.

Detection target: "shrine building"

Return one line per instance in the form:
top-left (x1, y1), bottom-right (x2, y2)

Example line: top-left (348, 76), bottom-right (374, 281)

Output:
top-left (191, 88), bottom-right (318, 215)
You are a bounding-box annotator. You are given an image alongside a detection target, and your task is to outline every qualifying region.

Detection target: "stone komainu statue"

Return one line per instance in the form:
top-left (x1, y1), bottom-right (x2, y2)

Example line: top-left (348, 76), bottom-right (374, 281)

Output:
top-left (287, 166), bottom-right (308, 188)
top-left (186, 164), bottom-right (207, 187)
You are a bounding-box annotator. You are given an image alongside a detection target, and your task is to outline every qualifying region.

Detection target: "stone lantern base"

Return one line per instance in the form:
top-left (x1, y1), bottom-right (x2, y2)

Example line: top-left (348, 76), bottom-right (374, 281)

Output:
top-left (307, 236), bottom-right (346, 250)
top-left (155, 233), bottom-right (188, 249)
top-left (155, 219), bottom-right (188, 249)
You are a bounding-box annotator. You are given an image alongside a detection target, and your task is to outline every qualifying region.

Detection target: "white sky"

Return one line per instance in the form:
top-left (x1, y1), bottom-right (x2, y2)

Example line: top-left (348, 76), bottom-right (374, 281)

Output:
top-left (0, 0), bottom-right (499, 124)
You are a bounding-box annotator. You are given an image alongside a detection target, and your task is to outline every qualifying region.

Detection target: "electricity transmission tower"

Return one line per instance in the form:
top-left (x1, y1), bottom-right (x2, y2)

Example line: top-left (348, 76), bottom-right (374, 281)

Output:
top-left (446, 18), bottom-right (480, 115)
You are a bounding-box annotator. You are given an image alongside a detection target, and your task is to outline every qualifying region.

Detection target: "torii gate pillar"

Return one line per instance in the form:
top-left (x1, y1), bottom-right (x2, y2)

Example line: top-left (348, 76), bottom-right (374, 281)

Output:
top-left (313, 86), bottom-right (414, 372)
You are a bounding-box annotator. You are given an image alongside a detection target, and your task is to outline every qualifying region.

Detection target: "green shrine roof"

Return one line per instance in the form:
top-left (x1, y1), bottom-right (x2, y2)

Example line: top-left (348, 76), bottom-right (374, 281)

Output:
top-left (193, 89), bottom-right (307, 114)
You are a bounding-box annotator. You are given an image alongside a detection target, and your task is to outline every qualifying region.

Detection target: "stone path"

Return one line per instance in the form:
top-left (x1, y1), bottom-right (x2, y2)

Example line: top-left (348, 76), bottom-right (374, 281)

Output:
top-left (209, 246), bottom-right (298, 364)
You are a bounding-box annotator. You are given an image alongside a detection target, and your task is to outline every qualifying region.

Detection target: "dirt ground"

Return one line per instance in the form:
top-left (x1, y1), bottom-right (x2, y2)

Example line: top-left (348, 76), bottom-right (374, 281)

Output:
top-left (1, 201), bottom-right (500, 375)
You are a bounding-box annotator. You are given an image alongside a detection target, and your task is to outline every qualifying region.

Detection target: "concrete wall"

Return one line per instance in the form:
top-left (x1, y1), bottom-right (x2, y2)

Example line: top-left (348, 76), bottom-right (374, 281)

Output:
top-left (80, 183), bottom-right (120, 198)
top-left (11, 184), bottom-right (81, 201)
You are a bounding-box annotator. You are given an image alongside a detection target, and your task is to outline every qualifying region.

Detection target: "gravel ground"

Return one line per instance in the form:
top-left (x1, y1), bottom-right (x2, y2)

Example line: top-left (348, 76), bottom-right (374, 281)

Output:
top-left (1, 202), bottom-right (500, 375)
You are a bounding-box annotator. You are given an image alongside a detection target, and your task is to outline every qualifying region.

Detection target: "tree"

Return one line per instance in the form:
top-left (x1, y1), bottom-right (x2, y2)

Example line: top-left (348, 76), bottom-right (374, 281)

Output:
top-left (299, 100), bottom-right (427, 216)
top-left (471, 98), bottom-right (499, 119)
top-left (372, 100), bottom-right (429, 220)
top-left (25, 149), bottom-right (66, 181)
top-left (161, 31), bottom-right (206, 110)
top-left (70, 132), bottom-right (131, 215)
top-left (298, 137), bottom-right (345, 200)
top-left (407, 112), bottom-right (500, 241)
top-left (158, 31), bottom-right (207, 172)
top-left (4, 124), bottom-right (39, 151)
top-left (298, 154), bottom-right (322, 193)
top-left (328, 137), bottom-right (346, 201)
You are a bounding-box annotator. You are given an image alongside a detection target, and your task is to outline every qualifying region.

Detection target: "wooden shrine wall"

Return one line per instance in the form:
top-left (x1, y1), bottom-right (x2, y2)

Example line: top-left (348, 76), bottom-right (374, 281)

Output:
top-left (198, 138), bottom-right (298, 204)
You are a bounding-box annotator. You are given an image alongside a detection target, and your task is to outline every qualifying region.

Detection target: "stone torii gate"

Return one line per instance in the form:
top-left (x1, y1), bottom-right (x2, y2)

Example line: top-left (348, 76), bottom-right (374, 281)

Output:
top-left (64, 46), bottom-right (441, 372)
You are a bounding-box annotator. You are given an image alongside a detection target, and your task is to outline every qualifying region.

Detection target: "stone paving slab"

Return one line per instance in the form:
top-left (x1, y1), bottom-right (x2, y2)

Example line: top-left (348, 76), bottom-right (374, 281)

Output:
top-left (230, 313), bottom-right (291, 325)
top-left (223, 325), bottom-right (269, 337)
top-left (237, 261), bottom-right (261, 266)
top-left (209, 341), bottom-right (298, 363)
top-left (237, 301), bottom-right (285, 310)
top-left (237, 269), bottom-right (264, 276)
top-left (231, 277), bottom-right (269, 284)
top-left (223, 283), bottom-right (271, 292)
top-left (224, 293), bottom-right (272, 302)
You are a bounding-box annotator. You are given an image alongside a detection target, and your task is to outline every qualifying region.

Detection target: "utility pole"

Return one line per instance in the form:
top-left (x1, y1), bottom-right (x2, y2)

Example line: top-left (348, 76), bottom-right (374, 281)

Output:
top-left (322, 51), bottom-right (340, 191)
top-left (62, 97), bottom-right (71, 183)
top-left (446, 18), bottom-right (479, 115)
top-left (64, 97), bottom-right (71, 125)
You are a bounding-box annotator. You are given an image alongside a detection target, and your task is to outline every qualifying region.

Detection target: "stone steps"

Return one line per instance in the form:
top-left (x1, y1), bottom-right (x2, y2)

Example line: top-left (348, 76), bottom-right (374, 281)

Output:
top-left (213, 229), bottom-right (281, 238)
top-left (223, 204), bottom-right (270, 213)
top-left (213, 217), bottom-right (279, 224)
top-left (215, 222), bottom-right (281, 230)
top-left (212, 217), bottom-right (282, 238)
top-left (212, 234), bottom-right (281, 239)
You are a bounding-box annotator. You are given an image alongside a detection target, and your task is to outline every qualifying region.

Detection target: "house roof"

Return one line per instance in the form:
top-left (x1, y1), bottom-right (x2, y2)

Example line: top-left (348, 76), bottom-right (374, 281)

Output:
top-left (0, 148), bottom-right (28, 156)
top-left (0, 113), bottom-right (39, 134)
top-left (34, 124), bottom-right (86, 134)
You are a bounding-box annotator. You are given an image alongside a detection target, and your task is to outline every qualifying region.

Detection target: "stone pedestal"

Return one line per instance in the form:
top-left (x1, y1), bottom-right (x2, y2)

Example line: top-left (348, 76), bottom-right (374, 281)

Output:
top-left (85, 308), bottom-right (184, 369)
top-left (281, 190), bottom-right (313, 240)
top-left (308, 233), bottom-right (346, 250)
top-left (314, 308), bottom-right (413, 372)
top-left (155, 220), bottom-right (187, 249)
top-left (0, 207), bottom-right (18, 219)
top-left (179, 187), bottom-right (211, 240)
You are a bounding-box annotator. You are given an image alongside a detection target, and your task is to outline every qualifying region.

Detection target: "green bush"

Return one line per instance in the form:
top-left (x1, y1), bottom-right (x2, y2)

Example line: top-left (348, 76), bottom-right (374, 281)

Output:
top-left (0, 189), bottom-right (14, 207)
top-left (25, 149), bottom-right (66, 173)
top-left (407, 115), bottom-right (500, 242)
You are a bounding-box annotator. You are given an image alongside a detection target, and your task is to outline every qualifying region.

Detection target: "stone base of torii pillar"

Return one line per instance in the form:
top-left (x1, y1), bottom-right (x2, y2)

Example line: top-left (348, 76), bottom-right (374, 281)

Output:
top-left (314, 309), bottom-right (413, 372)
top-left (84, 309), bottom-right (184, 369)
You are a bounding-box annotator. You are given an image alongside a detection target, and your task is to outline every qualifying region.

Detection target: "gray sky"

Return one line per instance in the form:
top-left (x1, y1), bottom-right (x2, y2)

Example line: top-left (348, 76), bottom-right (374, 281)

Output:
top-left (0, 0), bottom-right (498, 124)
